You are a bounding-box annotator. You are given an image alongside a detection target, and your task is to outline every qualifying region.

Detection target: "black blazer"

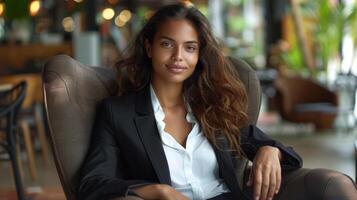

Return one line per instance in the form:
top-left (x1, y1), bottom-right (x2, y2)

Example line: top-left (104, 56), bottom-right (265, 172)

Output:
top-left (77, 86), bottom-right (302, 200)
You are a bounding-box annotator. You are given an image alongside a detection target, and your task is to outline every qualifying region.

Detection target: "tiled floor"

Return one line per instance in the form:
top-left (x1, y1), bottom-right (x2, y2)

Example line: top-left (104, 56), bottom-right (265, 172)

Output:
top-left (272, 131), bottom-right (356, 180)
top-left (0, 153), bottom-right (61, 188)
top-left (0, 187), bottom-right (65, 200)
top-left (258, 112), bottom-right (357, 181)
top-left (0, 152), bottom-right (64, 199)
top-left (0, 120), bottom-right (356, 199)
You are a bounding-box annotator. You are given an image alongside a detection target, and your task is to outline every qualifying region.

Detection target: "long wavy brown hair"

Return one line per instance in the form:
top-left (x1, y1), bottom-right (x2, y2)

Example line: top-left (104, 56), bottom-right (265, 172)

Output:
top-left (115, 3), bottom-right (249, 157)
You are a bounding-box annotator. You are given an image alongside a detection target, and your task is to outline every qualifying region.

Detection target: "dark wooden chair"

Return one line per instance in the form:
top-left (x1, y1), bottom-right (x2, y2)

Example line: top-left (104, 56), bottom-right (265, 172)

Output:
top-left (0, 81), bottom-right (27, 200)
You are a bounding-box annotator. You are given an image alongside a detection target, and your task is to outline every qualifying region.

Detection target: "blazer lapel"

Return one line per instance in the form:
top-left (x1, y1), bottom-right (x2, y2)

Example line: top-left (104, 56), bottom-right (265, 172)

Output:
top-left (134, 86), bottom-right (171, 185)
top-left (214, 137), bottom-right (250, 200)
top-left (132, 86), bottom-right (249, 199)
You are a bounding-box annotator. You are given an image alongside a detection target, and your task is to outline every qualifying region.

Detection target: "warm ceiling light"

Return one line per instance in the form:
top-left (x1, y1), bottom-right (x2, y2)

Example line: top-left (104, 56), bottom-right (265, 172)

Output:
top-left (115, 16), bottom-right (126, 27)
top-left (62, 17), bottom-right (75, 32)
top-left (118, 9), bottom-right (132, 22)
top-left (29, 0), bottom-right (41, 16)
top-left (74, 0), bottom-right (84, 2)
top-left (0, 3), bottom-right (4, 16)
top-left (102, 8), bottom-right (115, 20)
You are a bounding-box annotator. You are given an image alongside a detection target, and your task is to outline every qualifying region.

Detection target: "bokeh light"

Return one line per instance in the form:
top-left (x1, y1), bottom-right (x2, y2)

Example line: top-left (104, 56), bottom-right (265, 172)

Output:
top-left (102, 8), bottom-right (115, 20)
top-left (62, 17), bottom-right (75, 32)
top-left (115, 16), bottom-right (126, 27)
top-left (0, 3), bottom-right (4, 16)
top-left (118, 9), bottom-right (132, 22)
top-left (29, 0), bottom-right (41, 16)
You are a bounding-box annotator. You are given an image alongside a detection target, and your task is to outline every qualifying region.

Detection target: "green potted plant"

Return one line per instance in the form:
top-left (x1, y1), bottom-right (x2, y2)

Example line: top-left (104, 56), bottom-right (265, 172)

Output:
top-left (282, 0), bottom-right (357, 78)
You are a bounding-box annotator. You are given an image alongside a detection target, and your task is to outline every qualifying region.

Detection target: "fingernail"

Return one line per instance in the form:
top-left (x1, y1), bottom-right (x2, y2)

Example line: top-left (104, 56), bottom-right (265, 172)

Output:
top-left (254, 196), bottom-right (259, 200)
top-left (275, 190), bottom-right (279, 194)
top-left (268, 198), bottom-right (273, 200)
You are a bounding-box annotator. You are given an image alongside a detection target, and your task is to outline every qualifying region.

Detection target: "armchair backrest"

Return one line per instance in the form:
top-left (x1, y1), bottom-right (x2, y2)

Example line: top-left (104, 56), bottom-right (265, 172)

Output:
top-left (42, 55), bottom-right (261, 199)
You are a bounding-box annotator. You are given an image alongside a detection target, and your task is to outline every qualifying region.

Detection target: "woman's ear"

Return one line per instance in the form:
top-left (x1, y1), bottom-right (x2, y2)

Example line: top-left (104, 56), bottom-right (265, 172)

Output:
top-left (145, 39), bottom-right (152, 58)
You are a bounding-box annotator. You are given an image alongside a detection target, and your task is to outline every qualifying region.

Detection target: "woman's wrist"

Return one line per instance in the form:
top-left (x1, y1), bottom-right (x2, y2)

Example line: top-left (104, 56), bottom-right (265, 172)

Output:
top-left (132, 184), bottom-right (167, 199)
top-left (260, 146), bottom-right (282, 161)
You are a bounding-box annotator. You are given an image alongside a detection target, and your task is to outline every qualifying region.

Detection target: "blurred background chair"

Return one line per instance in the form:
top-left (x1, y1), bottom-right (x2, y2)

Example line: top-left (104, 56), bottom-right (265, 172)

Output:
top-left (0, 73), bottom-right (51, 180)
top-left (273, 75), bottom-right (338, 131)
top-left (0, 81), bottom-right (28, 200)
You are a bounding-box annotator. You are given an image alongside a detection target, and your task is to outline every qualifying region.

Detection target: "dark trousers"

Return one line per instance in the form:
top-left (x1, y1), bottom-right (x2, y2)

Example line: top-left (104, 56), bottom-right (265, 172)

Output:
top-left (207, 192), bottom-right (234, 200)
top-left (119, 168), bottom-right (357, 200)
top-left (208, 168), bottom-right (357, 200)
top-left (272, 168), bottom-right (357, 200)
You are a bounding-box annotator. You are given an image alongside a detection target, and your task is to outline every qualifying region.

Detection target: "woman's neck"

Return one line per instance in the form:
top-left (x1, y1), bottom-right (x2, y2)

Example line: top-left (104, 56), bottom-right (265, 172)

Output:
top-left (151, 79), bottom-right (184, 109)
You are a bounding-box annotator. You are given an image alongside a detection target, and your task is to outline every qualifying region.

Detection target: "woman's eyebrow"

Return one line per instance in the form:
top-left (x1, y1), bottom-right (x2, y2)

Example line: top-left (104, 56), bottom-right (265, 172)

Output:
top-left (159, 36), bottom-right (199, 44)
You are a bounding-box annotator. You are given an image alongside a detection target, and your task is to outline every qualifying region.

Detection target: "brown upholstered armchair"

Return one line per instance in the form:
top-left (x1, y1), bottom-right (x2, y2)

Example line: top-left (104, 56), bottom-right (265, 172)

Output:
top-left (42, 55), bottom-right (260, 199)
top-left (274, 75), bottom-right (338, 130)
top-left (43, 55), bottom-right (356, 200)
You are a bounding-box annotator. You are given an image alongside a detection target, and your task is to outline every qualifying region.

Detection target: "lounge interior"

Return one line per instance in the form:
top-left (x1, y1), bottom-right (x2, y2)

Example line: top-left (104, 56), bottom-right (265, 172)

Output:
top-left (0, 0), bottom-right (357, 199)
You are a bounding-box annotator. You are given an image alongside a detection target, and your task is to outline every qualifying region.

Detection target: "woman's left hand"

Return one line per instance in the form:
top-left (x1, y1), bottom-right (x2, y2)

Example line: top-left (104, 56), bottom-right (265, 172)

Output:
top-left (247, 146), bottom-right (282, 200)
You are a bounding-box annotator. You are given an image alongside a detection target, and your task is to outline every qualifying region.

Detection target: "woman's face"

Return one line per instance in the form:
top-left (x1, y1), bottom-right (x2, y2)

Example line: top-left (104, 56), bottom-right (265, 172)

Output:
top-left (146, 19), bottom-right (199, 85)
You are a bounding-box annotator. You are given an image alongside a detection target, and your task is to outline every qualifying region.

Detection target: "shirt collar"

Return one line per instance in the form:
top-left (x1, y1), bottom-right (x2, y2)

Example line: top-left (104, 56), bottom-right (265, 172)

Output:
top-left (150, 84), bottom-right (162, 114)
top-left (150, 84), bottom-right (197, 123)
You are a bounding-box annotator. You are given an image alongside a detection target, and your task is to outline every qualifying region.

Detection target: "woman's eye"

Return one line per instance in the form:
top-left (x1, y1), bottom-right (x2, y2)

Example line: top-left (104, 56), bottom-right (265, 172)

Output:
top-left (186, 45), bottom-right (197, 52)
top-left (161, 41), bottom-right (173, 48)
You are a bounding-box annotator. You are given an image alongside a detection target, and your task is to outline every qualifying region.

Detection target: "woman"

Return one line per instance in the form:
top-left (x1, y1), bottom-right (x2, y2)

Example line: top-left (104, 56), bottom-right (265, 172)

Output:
top-left (78, 3), bottom-right (356, 200)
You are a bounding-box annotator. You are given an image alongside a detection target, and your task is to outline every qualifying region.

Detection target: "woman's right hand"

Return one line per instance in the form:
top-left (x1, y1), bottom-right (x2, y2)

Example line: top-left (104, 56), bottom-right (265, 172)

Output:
top-left (133, 184), bottom-right (188, 200)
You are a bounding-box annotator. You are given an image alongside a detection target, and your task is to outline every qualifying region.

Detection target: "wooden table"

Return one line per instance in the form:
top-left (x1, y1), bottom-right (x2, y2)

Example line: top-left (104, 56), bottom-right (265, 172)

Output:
top-left (0, 43), bottom-right (73, 69)
top-left (0, 84), bottom-right (12, 91)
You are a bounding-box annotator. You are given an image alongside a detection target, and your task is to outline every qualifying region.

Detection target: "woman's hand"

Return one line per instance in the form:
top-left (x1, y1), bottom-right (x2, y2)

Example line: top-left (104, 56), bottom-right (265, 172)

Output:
top-left (132, 184), bottom-right (189, 200)
top-left (247, 146), bottom-right (282, 200)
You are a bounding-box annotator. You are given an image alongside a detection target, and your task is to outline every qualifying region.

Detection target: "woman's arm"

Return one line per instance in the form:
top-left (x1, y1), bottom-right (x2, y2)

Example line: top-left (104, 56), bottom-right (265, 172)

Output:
top-left (77, 99), bottom-right (149, 200)
top-left (131, 184), bottom-right (189, 200)
top-left (240, 125), bottom-right (303, 200)
top-left (240, 125), bottom-right (303, 170)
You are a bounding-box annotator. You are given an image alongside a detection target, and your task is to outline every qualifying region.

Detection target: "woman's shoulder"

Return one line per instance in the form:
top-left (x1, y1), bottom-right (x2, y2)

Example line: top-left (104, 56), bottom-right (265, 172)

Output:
top-left (98, 86), bottom-right (149, 115)
top-left (100, 92), bottom-right (137, 109)
top-left (94, 92), bottom-right (139, 123)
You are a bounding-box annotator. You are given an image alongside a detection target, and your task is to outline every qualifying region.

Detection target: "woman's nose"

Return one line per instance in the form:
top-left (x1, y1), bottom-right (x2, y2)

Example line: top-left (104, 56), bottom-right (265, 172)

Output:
top-left (171, 46), bottom-right (183, 62)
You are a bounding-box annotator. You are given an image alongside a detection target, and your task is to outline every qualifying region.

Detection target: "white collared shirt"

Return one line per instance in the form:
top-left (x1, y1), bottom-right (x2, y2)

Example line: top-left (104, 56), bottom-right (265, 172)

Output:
top-left (150, 85), bottom-right (230, 200)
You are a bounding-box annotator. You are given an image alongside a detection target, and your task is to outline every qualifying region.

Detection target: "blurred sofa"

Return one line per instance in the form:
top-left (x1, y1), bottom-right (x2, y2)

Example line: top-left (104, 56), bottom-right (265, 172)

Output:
top-left (273, 75), bottom-right (338, 130)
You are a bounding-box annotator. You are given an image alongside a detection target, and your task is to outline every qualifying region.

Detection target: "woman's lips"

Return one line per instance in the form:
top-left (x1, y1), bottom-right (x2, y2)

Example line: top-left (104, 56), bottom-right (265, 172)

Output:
top-left (165, 64), bottom-right (187, 73)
